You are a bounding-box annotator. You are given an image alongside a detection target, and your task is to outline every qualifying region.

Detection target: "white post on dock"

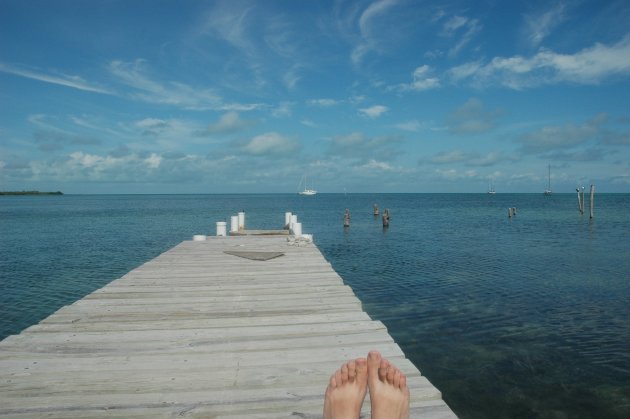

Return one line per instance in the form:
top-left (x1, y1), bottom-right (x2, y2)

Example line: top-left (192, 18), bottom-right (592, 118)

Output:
top-left (192, 235), bottom-right (207, 241)
top-left (285, 212), bottom-right (292, 229)
top-left (292, 222), bottom-right (302, 237)
top-left (238, 212), bottom-right (245, 231)
top-left (216, 221), bottom-right (227, 236)
top-left (230, 215), bottom-right (239, 233)
top-left (290, 214), bottom-right (298, 230)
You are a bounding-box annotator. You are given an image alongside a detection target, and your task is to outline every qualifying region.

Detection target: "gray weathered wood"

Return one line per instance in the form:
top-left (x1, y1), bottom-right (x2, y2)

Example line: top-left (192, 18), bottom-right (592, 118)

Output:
top-left (0, 235), bottom-right (456, 418)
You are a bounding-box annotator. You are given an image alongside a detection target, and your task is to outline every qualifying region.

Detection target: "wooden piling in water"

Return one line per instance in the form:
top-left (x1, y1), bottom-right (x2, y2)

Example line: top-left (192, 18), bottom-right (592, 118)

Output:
top-left (373, 204), bottom-right (379, 216)
top-left (382, 208), bottom-right (390, 227)
top-left (590, 184), bottom-right (595, 219)
top-left (343, 208), bottom-right (350, 227)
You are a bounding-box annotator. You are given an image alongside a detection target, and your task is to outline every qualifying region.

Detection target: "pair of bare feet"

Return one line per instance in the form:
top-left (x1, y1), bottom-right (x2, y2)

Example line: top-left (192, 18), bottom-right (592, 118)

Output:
top-left (323, 350), bottom-right (409, 419)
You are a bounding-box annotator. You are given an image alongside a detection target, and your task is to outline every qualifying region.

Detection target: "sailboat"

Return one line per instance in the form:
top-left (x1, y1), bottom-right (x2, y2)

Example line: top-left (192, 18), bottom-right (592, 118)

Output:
top-left (298, 175), bottom-right (317, 196)
top-left (487, 179), bottom-right (496, 195)
top-left (543, 164), bottom-right (552, 195)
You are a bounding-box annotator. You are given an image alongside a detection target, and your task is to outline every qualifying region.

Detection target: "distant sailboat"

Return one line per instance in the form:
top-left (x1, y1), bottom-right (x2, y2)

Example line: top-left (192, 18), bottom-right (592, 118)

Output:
top-left (298, 175), bottom-right (317, 196)
top-left (487, 179), bottom-right (496, 195)
top-left (544, 164), bottom-right (553, 195)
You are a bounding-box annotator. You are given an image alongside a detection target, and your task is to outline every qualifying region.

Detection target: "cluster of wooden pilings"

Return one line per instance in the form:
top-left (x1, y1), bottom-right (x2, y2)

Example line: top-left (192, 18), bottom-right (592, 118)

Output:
top-left (343, 204), bottom-right (390, 228)
top-left (507, 207), bottom-right (517, 218)
top-left (577, 185), bottom-right (596, 218)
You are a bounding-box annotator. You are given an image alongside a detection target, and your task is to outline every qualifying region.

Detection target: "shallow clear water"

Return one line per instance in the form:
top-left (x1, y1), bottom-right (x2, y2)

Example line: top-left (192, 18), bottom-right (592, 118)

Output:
top-left (1, 193), bottom-right (629, 418)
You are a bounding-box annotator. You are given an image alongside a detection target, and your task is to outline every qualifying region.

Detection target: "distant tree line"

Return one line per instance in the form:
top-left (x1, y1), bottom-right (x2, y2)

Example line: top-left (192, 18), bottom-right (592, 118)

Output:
top-left (0, 191), bottom-right (63, 195)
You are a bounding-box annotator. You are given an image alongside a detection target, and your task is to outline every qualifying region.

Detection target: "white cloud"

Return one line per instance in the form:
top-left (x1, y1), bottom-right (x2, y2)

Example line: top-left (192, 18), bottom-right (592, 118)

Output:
top-left (145, 153), bottom-right (162, 169)
top-left (359, 105), bottom-right (388, 118)
top-left (202, 112), bottom-right (254, 134)
top-left (394, 65), bottom-right (440, 92)
top-left (240, 132), bottom-right (299, 155)
top-left (448, 35), bottom-right (630, 88)
top-left (136, 118), bottom-right (168, 131)
top-left (360, 159), bottom-right (394, 171)
top-left (442, 16), bottom-right (469, 35)
top-left (308, 99), bottom-right (341, 107)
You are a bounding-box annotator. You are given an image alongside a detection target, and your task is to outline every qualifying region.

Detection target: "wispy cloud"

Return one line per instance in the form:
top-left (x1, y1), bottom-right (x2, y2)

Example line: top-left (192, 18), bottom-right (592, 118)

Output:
top-left (351, 0), bottom-right (399, 65)
top-left (440, 15), bottom-right (482, 57)
top-left (108, 59), bottom-right (263, 111)
top-left (0, 63), bottom-right (112, 94)
top-left (200, 2), bottom-right (256, 55)
top-left (448, 34), bottom-right (630, 88)
top-left (523, 3), bottom-right (567, 48)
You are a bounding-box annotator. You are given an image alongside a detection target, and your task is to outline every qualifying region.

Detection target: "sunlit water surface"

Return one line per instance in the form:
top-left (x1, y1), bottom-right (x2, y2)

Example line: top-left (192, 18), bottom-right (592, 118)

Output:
top-left (1, 194), bottom-right (629, 418)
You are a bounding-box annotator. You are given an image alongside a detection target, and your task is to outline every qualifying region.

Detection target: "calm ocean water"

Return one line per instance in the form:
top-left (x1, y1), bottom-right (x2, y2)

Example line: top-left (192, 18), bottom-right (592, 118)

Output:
top-left (1, 193), bottom-right (629, 418)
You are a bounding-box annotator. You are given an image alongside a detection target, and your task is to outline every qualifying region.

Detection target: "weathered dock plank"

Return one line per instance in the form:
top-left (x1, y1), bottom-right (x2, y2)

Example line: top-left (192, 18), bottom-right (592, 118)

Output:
top-left (0, 236), bottom-right (456, 418)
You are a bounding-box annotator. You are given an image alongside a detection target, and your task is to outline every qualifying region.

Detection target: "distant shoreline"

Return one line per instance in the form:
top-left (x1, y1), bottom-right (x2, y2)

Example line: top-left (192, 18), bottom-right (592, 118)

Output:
top-left (0, 191), bottom-right (63, 196)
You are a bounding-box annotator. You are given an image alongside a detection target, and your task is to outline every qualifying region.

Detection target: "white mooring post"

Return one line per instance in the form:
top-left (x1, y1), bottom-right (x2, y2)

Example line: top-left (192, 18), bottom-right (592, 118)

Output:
top-left (238, 212), bottom-right (245, 231)
top-left (230, 215), bottom-right (239, 233)
top-left (285, 212), bottom-right (292, 229)
top-left (292, 222), bottom-right (302, 237)
top-left (216, 221), bottom-right (227, 236)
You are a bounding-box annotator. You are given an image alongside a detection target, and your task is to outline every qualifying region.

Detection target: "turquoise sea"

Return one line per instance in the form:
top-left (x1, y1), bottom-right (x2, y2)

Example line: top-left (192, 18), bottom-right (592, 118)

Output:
top-left (1, 193), bottom-right (629, 418)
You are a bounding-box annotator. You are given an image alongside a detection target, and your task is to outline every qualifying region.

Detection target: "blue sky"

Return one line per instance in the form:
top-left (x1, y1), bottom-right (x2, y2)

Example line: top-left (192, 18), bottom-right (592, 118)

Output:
top-left (1, 0), bottom-right (630, 193)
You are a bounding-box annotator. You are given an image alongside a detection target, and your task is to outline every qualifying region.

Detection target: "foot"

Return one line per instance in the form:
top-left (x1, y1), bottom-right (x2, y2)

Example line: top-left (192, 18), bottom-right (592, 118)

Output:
top-left (323, 358), bottom-right (368, 419)
top-left (367, 351), bottom-right (410, 419)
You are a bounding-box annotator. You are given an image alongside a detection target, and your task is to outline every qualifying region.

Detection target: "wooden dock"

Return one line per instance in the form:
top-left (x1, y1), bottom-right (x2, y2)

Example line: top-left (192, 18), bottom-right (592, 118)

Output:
top-left (0, 235), bottom-right (456, 418)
